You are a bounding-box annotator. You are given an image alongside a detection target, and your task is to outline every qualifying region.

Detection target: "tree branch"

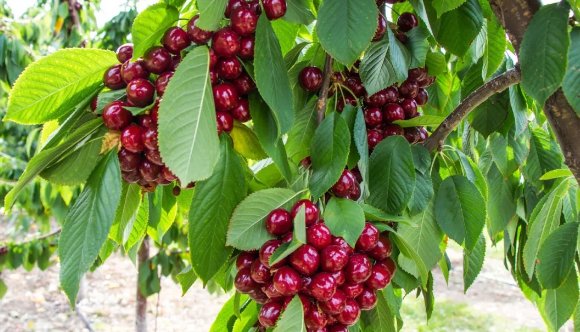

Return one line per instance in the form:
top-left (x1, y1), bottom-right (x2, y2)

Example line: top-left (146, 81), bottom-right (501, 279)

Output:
top-left (0, 228), bottom-right (62, 254)
top-left (316, 54), bottom-right (334, 125)
top-left (423, 67), bottom-right (522, 152)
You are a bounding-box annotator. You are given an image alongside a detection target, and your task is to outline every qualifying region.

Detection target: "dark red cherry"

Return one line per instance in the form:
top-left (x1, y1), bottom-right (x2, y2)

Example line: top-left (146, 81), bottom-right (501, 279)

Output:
top-left (404, 127), bottom-right (421, 144)
top-left (209, 48), bottom-right (218, 68)
top-left (259, 301), bottom-right (283, 327)
top-left (384, 87), bottom-right (399, 103)
top-left (328, 324), bottom-right (349, 332)
top-left (273, 266), bottom-right (302, 296)
top-left (237, 36), bottom-right (255, 60)
top-left (341, 282), bottom-right (364, 299)
top-left (162, 27), bottom-right (191, 54)
top-left (356, 223), bottom-right (379, 252)
top-left (332, 169), bottom-right (355, 198)
top-left (212, 28), bottom-right (240, 58)
top-left (103, 64), bottom-right (126, 90)
top-left (235, 266), bottom-right (259, 293)
top-left (356, 286), bottom-right (378, 310)
top-left (367, 130), bottom-right (384, 150)
top-left (171, 54), bottom-right (181, 71)
top-left (143, 46), bottom-right (172, 74)
top-left (156, 71), bottom-right (174, 97)
top-left (262, 0), bottom-right (287, 20)
top-left (187, 15), bottom-right (214, 45)
top-left (383, 103), bottom-right (405, 123)
top-left (345, 254), bottom-right (372, 284)
top-left (418, 127), bottom-right (428, 142)
top-left (116, 43), bottom-right (133, 63)
top-left (142, 126), bottom-right (159, 151)
top-left (263, 281), bottom-right (286, 302)
top-left (305, 307), bottom-right (328, 330)
top-left (383, 124), bottom-right (404, 137)
top-left (408, 67), bottom-right (427, 82)
top-left (367, 234), bottom-right (393, 260)
top-left (157, 174), bottom-right (172, 186)
top-left (300, 66), bottom-right (323, 92)
top-left (320, 245), bottom-right (349, 273)
top-left (331, 270), bottom-right (346, 286)
top-left (237, 251), bottom-right (256, 271)
top-left (418, 76), bottom-right (436, 88)
top-left (331, 237), bottom-right (354, 256)
top-left (373, 15), bottom-right (387, 42)
top-left (335, 299), bottom-right (360, 326)
top-left (309, 272), bottom-right (337, 302)
top-left (126, 78), bottom-right (155, 107)
top-left (139, 159), bottom-right (162, 181)
top-left (118, 149), bottom-right (141, 171)
top-left (375, 258), bottom-right (397, 277)
top-left (231, 7), bottom-right (258, 37)
top-left (122, 169), bottom-right (141, 183)
top-left (231, 98), bottom-right (252, 122)
top-left (249, 288), bottom-right (270, 304)
top-left (246, 0), bottom-right (262, 15)
top-left (259, 239), bottom-right (286, 269)
top-left (399, 80), bottom-right (419, 99)
top-left (364, 90), bottom-right (388, 107)
top-left (282, 232), bottom-right (293, 243)
top-left (414, 88), bottom-right (428, 106)
top-left (320, 289), bottom-right (347, 315)
top-left (336, 94), bottom-right (357, 112)
top-left (213, 83), bottom-right (239, 111)
top-left (210, 68), bottom-right (219, 85)
top-left (91, 96), bottom-right (98, 112)
top-left (225, 0), bottom-right (247, 18)
top-left (161, 167), bottom-right (177, 182)
top-left (365, 264), bottom-right (392, 290)
top-left (145, 149), bottom-right (163, 165)
top-left (289, 244), bottom-right (320, 276)
top-left (301, 156), bottom-right (312, 169)
top-left (266, 208), bottom-right (292, 236)
top-left (121, 125), bottom-right (145, 153)
top-left (233, 72), bottom-right (256, 95)
top-left (216, 112), bottom-right (234, 133)
top-left (397, 12), bottom-right (418, 32)
top-left (400, 99), bottom-right (418, 119)
top-left (307, 223), bottom-right (332, 251)
top-left (350, 183), bottom-right (361, 201)
top-left (150, 100), bottom-right (159, 123)
top-left (102, 101), bottom-right (132, 130)
top-left (283, 294), bottom-right (311, 313)
top-left (216, 57), bottom-right (242, 80)
top-left (291, 200), bottom-right (319, 226)
top-left (251, 259), bottom-right (272, 284)
top-left (345, 76), bottom-right (365, 97)
top-left (396, 33), bottom-right (408, 44)
top-left (364, 107), bottom-right (383, 128)
top-left (138, 114), bottom-right (154, 128)
top-left (121, 59), bottom-right (149, 83)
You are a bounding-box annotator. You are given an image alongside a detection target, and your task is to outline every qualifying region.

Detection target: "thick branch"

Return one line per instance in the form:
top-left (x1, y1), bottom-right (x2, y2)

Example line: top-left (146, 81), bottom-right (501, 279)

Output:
top-left (423, 68), bottom-right (522, 152)
top-left (136, 237), bottom-right (150, 332)
top-left (316, 54), bottom-right (334, 125)
top-left (488, 0), bottom-right (541, 53)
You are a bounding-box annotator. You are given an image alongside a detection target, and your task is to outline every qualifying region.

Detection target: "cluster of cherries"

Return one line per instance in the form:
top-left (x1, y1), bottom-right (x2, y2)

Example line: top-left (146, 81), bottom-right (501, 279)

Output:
top-left (234, 199), bottom-right (397, 331)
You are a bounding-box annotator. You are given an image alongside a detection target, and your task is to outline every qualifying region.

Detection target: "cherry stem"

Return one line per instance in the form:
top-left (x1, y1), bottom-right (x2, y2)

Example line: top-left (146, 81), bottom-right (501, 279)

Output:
top-left (316, 53), bottom-right (334, 125)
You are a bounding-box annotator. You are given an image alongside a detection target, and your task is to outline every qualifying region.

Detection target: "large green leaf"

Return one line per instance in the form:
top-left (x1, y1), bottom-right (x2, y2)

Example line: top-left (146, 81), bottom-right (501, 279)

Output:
top-left (486, 164), bottom-right (517, 239)
top-left (393, 115), bottom-right (446, 128)
top-left (392, 232), bottom-right (429, 289)
top-left (468, 91), bottom-right (509, 138)
top-left (196, 0), bottom-right (228, 31)
top-left (158, 46), bottom-right (220, 184)
top-left (316, 0), bottom-right (378, 66)
top-left (131, 3), bottom-right (180, 60)
top-left (387, 26), bottom-right (410, 83)
top-left (563, 27), bottom-right (580, 115)
top-left (405, 26), bottom-right (430, 69)
top-left (109, 183), bottom-right (142, 244)
top-left (324, 198), bottom-right (366, 247)
top-left (537, 222), bottom-right (579, 289)
top-left (189, 136), bottom-right (246, 284)
top-left (226, 188), bottom-right (303, 250)
top-left (58, 150), bottom-right (121, 307)
top-left (284, 0), bottom-right (316, 25)
top-left (147, 185), bottom-right (178, 244)
top-left (360, 291), bottom-right (396, 332)
top-left (354, 108), bottom-right (370, 193)
top-left (286, 100), bottom-right (317, 164)
top-left (360, 41), bottom-right (397, 96)
top-left (368, 136), bottom-right (415, 215)
top-left (273, 295), bottom-right (307, 332)
top-left (210, 294), bottom-right (249, 332)
top-left (489, 126), bottom-right (530, 178)
top-left (5, 49), bottom-right (116, 124)
top-left (177, 265), bottom-right (197, 296)
top-left (272, 20), bottom-right (300, 56)
top-left (309, 112), bottom-right (351, 198)
top-left (409, 0), bottom-right (435, 35)
top-left (270, 207), bottom-right (307, 266)
top-left (425, 51), bottom-right (447, 76)
top-left (538, 272), bottom-right (579, 332)
top-left (125, 194), bottom-right (149, 250)
top-left (230, 121), bottom-right (268, 161)
top-left (426, 72), bottom-right (461, 115)
top-left (255, 15), bottom-right (295, 135)
top-left (520, 2), bottom-right (571, 106)
top-left (482, 18), bottom-right (507, 79)
top-left (522, 128), bottom-right (563, 190)
top-left (433, 0), bottom-right (467, 17)
top-left (434, 175), bottom-right (486, 251)
top-left (463, 234), bottom-right (485, 292)
top-left (432, 0), bottom-right (483, 57)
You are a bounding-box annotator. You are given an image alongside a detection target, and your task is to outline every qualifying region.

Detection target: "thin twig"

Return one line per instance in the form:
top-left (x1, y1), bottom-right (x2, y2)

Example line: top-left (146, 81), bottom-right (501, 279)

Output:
top-left (76, 308), bottom-right (96, 332)
top-left (316, 54), bottom-right (334, 125)
top-left (155, 290), bottom-right (161, 332)
top-left (0, 228), bottom-right (62, 254)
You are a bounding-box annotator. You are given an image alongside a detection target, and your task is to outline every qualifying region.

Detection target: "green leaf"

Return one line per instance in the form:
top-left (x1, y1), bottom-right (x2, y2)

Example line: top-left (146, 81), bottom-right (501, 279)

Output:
top-left (360, 41), bottom-right (397, 96)
top-left (405, 26), bottom-right (430, 68)
top-left (255, 15), bottom-right (295, 135)
top-left (5, 49), bottom-right (116, 124)
top-left (147, 186), bottom-right (177, 244)
top-left (125, 195), bottom-right (149, 250)
top-left (196, 0), bottom-right (228, 31)
top-left (316, 0), bottom-right (378, 66)
top-left (541, 169), bottom-right (573, 180)
top-left (272, 20), bottom-right (300, 56)
top-left (270, 207), bottom-right (307, 266)
top-left (392, 232), bottom-right (429, 289)
top-left (482, 18), bottom-right (507, 79)
top-left (426, 73), bottom-right (461, 115)
top-left (523, 180), bottom-right (569, 280)
top-left (273, 295), bottom-right (307, 332)
top-left (434, 175), bottom-right (486, 251)
top-left (387, 26), bottom-right (411, 83)
top-left (210, 294), bottom-right (249, 332)
top-left (433, 0), bottom-right (467, 17)
top-left (58, 150), bottom-right (121, 308)
top-left (537, 222), bottom-right (579, 289)
top-left (522, 128), bottom-right (563, 190)
top-left (94, 89), bottom-right (126, 115)
top-left (230, 121), bottom-right (268, 161)
top-left (412, 145), bottom-right (431, 174)
top-left (432, 0), bottom-right (483, 57)
top-left (309, 112), bottom-right (351, 198)
top-left (189, 136), bottom-right (246, 284)
top-left (284, 42), bottom-right (311, 70)
top-left (233, 301), bottom-right (260, 332)
top-left (361, 204), bottom-right (411, 224)
top-left (360, 291), bottom-right (396, 332)
top-left (354, 108), bottom-right (370, 193)
top-left (563, 27), bottom-right (580, 115)
top-left (468, 91), bottom-right (510, 138)
top-left (158, 46), bottom-right (220, 185)
top-left (489, 126), bottom-right (530, 177)
top-left (341, 106), bottom-right (360, 169)
top-left (286, 100), bottom-right (317, 163)
top-left (131, 3), bottom-right (180, 60)
top-left (393, 115), bottom-right (446, 128)
top-left (227, 188), bottom-right (303, 250)
top-left (324, 198), bottom-right (366, 247)
top-left (0, 279), bottom-right (6, 299)
top-left (425, 52), bottom-right (447, 76)
top-left (408, 0), bottom-right (435, 35)
top-left (538, 272), bottom-right (579, 332)
top-left (284, 0), bottom-right (316, 25)
top-left (463, 234), bottom-right (485, 292)
top-left (520, 2), bottom-right (571, 106)
top-left (408, 170), bottom-right (434, 216)
top-left (368, 136), bottom-right (415, 215)
top-left (109, 183), bottom-right (142, 244)
top-left (486, 164), bottom-right (517, 239)
top-left (177, 265), bottom-right (198, 296)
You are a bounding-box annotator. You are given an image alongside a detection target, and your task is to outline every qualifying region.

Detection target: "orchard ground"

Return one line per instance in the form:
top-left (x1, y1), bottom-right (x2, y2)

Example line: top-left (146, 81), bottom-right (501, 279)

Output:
top-left (1, 222), bottom-right (571, 332)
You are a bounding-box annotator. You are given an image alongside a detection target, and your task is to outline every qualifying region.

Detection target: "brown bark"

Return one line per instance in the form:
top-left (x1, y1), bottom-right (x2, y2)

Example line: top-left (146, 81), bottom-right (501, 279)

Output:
top-left (316, 54), bottom-right (334, 125)
top-left (136, 237), bottom-right (150, 332)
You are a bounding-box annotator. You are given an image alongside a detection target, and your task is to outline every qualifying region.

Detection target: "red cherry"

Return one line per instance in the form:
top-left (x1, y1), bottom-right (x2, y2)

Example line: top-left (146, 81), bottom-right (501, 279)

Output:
top-left (237, 36), bottom-right (255, 60)
top-left (375, 257), bottom-right (397, 278)
top-left (231, 98), bottom-right (252, 122)
top-left (305, 307), bottom-right (328, 330)
top-left (309, 272), bottom-right (337, 302)
top-left (122, 169), bottom-right (141, 183)
top-left (399, 80), bottom-right (419, 99)
top-left (246, 0), bottom-right (262, 15)
top-left (367, 130), bottom-right (384, 150)
top-left (216, 112), bottom-right (234, 133)
top-left (404, 127), bottom-right (421, 144)
top-left (283, 294), bottom-right (311, 313)
top-left (143, 46), bottom-right (172, 74)
top-left (209, 48), bottom-right (218, 68)
top-left (187, 15), bottom-right (214, 45)
top-left (139, 159), bottom-right (162, 181)
top-left (262, 0), bottom-right (287, 20)
top-left (356, 223), bottom-right (379, 252)
top-left (383, 124), bottom-right (404, 137)
top-left (259, 239), bottom-right (286, 269)
top-left (383, 103), bottom-right (405, 123)
top-left (259, 301), bottom-right (283, 327)
top-left (291, 200), bottom-right (320, 226)
top-left (156, 71), bottom-right (174, 97)
top-left (408, 67), bottom-right (428, 82)
top-left (306, 223), bottom-right (332, 251)
top-left (171, 54), bottom-right (181, 71)
top-left (157, 174), bottom-right (172, 186)
top-left (350, 183), bottom-right (361, 201)
top-left (251, 259), bottom-right (272, 284)
top-left (289, 244), bottom-right (320, 276)
top-left (336, 94), bottom-right (357, 112)
top-left (213, 83), bottom-right (239, 111)
top-left (373, 15), bottom-right (387, 42)
top-left (418, 76), bottom-right (436, 88)
top-left (383, 87), bottom-right (399, 103)
top-left (161, 167), bottom-right (177, 182)
top-left (118, 149), bottom-right (141, 171)
top-left (356, 286), bottom-right (378, 310)
top-left (121, 59), bottom-right (150, 83)
top-left (210, 68), bottom-right (219, 85)
top-left (262, 281), bottom-right (286, 301)
top-left (116, 43), bottom-right (133, 63)
top-left (367, 234), bottom-right (393, 260)
top-left (145, 149), bottom-right (163, 165)
top-left (150, 100), bottom-right (159, 123)
top-left (365, 264), bottom-right (392, 290)
top-left (216, 57), bottom-right (243, 80)
top-left (102, 101), bottom-right (132, 130)
top-left (138, 114), bottom-right (154, 128)
top-left (126, 78), bottom-right (155, 107)
top-left (249, 288), bottom-right (270, 304)
top-left (235, 266), bottom-right (259, 293)
top-left (300, 66), bottom-right (324, 91)
top-left (345, 76), bottom-right (365, 97)
top-left (162, 27), bottom-right (191, 54)
top-left (363, 107), bottom-right (383, 128)
top-left (332, 169), bottom-right (355, 198)
top-left (273, 266), bottom-right (302, 296)
top-left (236, 252), bottom-right (256, 271)
top-left (320, 289), bottom-right (347, 315)
top-left (103, 64), bottom-right (126, 90)
top-left (233, 72), bottom-right (256, 95)
top-left (329, 237), bottom-right (353, 257)
top-left (396, 33), bottom-right (408, 43)
top-left (345, 254), bottom-right (372, 284)
top-left (335, 299), bottom-right (360, 326)
top-left (320, 245), bottom-right (349, 272)
top-left (91, 96), bottom-right (98, 112)
top-left (121, 125), bottom-right (145, 153)
top-left (418, 127), bottom-right (429, 142)
top-left (282, 232), bottom-right (293, 243)
top-left (142, 126), bottom-right (159, 151)
top-left (364, 90), bottom-right (388, 108)
top-left (301, 276), bottom-right (312, 296)
top-left (328, 324), bottom-right (349, 332)
top-left (331, 270), bottom-right (346, 286)
top-left (212, 28), bottom-right (240, 58)
top-left (225, 0), bottom-right (247, 18)
top-left (400, 99), bottom-right (418, 119)
top-left (341, 282), bottom-right (364, 299)
top-left (397, 12), bottom-right (418, 32)
top-left (266, 208), bottom-right (293, 236)
top-left (414, 88), bottom-right (429, 106)
top-left (302, 156), bottom-right (312, 169)
top-left (231, 7), bottom-right (258, 37)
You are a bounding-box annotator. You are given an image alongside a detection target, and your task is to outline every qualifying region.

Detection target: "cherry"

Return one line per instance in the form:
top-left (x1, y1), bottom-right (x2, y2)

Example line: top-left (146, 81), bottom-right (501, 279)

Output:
top-left (347, 60), bottom-right (361, 75)
top-left (237, 36), bottom-right (255, 60)
top-left (225, 0), bottom-right (247, 18)
top-left (249, 288), bottom-right (270, 304)
top-left (291, 200), bottom-right (319, 226)
top-left (262, 281), bottom-right (286, 302)
top-left (302, 156), bottom-right (312, 169)
top-left (116, 43), bottom-right (133, 63)
top-left (235, 266), bottom-right (259, 293)
top-left (414, 88), bottom-right (428, 106)
top-left (345, 76), bottom-right (365, 97)
top-left (364, 90), bottom-right (388, 108)
top-left (289, 244), bottom-right (320, 276)
top-left (320, 289), bottom-right (347, 315)
top-left (404, 127), bottom-right (421, 144)
top-left (307, 223), bottom-right (332, 251)
top-left (328, 324), bottom-right (349, 332)
top-left (233, 72), bottom-right (256, 95)
top-left (341, 282), bottom-right (364, 299)
top-left (216, 57), bottom-right (243, 80)
top-left (301, 276), bottom-right (313, 296)
top-left (397, 12), bottom-right (418, 32)
top-left (251, 259), bottom-right (272, 284)
top-left (216, 112), bottom-right (234, 133)
top-left (367, 130), bottom-right (384, 150)
top-left (161, 167), bottom-right (177, 182)
top-left (150, 100), bottom-right (159, 122)
top-left (383, 124), bottom-right (404, 137)
top-left (209, 48), bottom-right (218, 68)
top-left (266, 208), bottom-right (293, 236)
top-left (319, 245), bottom-right (349, 273)
top-left (247, 0), bottom-right (262, 15)
top-left (138, 114), bottom-right (154, 128)
top-left (305, 307), bottom-right (328, 330)
top-left (399, 80), bottom-right (419, 99)
top-left (187, 15), bottom-right (214, 45)
top-left (262, 0), bottom-right (287, 20)
top-left (355, 223), bottom-right (380, 252)
top-left (383, 103), bottom-right (405, 123)
top-left (400, 98), bottom-right (418, 118)
top-left (103, 64), bottom-right (126, 90)
top-left (363, 107), bottom-right (383, 128)
top-left (162, 27), bottom-right (191, 54)
top-left (396, 33), bottom-right (408, 44)
top-left (171, 54), bottom-right (182, 71)
top-left (373, 15), bottom-right (387, 42)
top-left (91, 96), bottom-right (98, 112)
top-left (237, 252), bottom-right (256, 271)
top-left (282, 232), bottom-right (293, 243)
top-left (210, 68), bottom-right (219, 85)
top-left (157, 175), bottom-right (172, 186)
top-left (408, 67), bottom-right (427, 82)
top-left (145, 149), bottom-right (163, 166)
top-left (345, 254), bottom-right (372, 284)
top-left (383, 87), bottom-right (399, 103)
top-left (300, 66), bottom-right (323, 91)
top-left (102, 101), bottom-right (132, 130)
top-left (143, 46), bottom-right (172, 74)
top-left (213, 83), bottom-right (239, 111)
top-left (118, 149), bottom-right (141, 171)
top-left (259, 239), bottom-right (286, 269)
top-left (356, 287), bottom-right (378, 310)
top-left (332, 169), bottom-right (355, 198)
top-left (259, 301), bottom-right (283, 327)
top-left (142, 126), bottom-right (159, 150)
top-left (127, 78), bottom-right (155, 107)
top-left (283, 294), bottom-right (311, 313)
top-left (367, 234), bottom-right (393, 260)
top-left (140, 159), bottom-right (162, 181)
top-left (121, 125), bottom-right (145, 153)
top-left (155, 71), bottom-right (174, 97)
top-left (418, 76), bottom-right (436, 88)
top-left (418, 127), bottom-right (429, 142)
top-left (231, 7), bottom-right (258, 37)
top-left (330, 237), bottom-right (354, 256)
top-left (331, 270), bottom-right (346, 286)
top-left (335, 299), bottom-right (360, 326)
top-left (212, 28), bottom-right (240, 58)
top-left (273, 266), bottom-right (302, 296)
top-left (231, 98), bottom-right (252, 122)
top-left (309, 272), bottom-right (337, 302)
top-left (122, 169), bottom-right (141, 183)
top-left (350, 183), bottom-right (361, 201)
top-left (365, 264), bottom-right (392, 290)
top-left (336, 94), bottom-right (357, 113)
top-left (375, 257), bottom-right (397, 277)
top-left (121, 59), bottom-right (149, 83)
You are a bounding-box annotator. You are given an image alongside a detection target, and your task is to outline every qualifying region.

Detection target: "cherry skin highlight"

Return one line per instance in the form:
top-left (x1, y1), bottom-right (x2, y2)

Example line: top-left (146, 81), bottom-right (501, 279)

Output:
top-left (102, 101), bottom-right (132, 130)
top-left (265, 208), bottom-right (293, 236)
top-left (273, 266), bottom-right (302, 296)
top-left (307, 223), bottom-right (332, 251)
top-left (289, 244), bottom-right (320, 276)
